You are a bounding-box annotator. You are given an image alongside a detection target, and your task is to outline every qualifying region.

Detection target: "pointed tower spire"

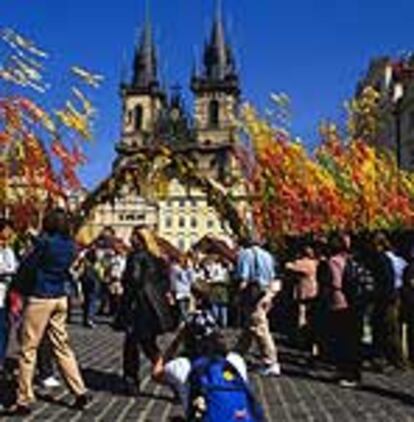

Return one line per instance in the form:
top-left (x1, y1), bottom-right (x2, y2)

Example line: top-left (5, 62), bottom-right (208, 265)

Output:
top-left (132, 0), bottom-right (160, 89)
top-left (195, 0), bottom-right (238, 85)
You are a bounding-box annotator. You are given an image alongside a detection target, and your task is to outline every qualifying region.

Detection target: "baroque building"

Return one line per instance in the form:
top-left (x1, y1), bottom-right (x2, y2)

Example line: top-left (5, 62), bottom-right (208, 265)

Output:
top-left (81, 4), bottom-right (247, 250)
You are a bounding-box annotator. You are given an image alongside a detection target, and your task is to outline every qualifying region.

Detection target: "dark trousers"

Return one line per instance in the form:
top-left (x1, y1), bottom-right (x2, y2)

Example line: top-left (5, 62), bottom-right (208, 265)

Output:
top-left (99, 284), bottom-right (111, 315)
top-left (122, 332), bottom-right (160, 384)
top-left (372, 297), bottom-right (404, 367)
top-left (0, 307), bottom-right (8, 366)
top-left (329, 308), bottom-right (361, 381)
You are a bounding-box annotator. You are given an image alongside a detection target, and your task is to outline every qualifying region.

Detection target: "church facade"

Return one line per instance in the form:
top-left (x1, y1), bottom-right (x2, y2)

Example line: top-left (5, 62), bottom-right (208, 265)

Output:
top-left (82, 5), bottom-right (248, 250)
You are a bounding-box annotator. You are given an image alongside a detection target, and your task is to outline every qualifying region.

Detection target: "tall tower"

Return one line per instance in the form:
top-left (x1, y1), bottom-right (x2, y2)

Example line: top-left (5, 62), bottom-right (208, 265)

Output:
top-left (118, 12), bottom-right (165, 152)
top-left (191, 0), bottom-right (240, 146)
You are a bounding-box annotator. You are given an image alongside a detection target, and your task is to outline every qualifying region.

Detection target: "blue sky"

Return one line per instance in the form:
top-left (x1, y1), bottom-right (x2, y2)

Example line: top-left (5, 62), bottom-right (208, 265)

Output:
top-left (2, 0), bottom-right (414, 188)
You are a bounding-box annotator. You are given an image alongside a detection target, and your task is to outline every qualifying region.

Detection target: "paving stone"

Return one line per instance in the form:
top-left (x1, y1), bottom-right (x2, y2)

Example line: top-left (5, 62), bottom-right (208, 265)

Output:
top-left (2, 312), bottom-right (414, 420)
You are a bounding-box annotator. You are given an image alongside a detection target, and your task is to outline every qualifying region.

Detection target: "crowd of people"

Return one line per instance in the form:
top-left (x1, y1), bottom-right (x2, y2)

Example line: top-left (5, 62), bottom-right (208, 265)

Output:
top-left (1, 209), bottom-right (414, 420)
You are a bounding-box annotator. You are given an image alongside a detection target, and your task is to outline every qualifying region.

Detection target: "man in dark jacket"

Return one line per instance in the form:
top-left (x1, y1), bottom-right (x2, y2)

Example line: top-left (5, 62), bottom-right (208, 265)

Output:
top-left (120, 226), bottom-right (175, 394)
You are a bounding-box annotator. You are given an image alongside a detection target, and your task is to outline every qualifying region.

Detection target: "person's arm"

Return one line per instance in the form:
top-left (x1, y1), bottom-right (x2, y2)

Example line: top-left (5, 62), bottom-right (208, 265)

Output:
top-left (236, 250), bottom-right (250, 290)
top-left (285, 258), bottom-right (307, 275)
top-left (152, 322), bottom-right (187, 381)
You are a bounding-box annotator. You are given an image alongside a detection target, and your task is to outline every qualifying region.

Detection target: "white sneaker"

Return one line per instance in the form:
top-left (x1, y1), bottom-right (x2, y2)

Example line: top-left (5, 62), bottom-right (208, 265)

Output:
top-left (338, 379), bottom-right (358, 388)
top-left (41, 376), bottom-right (61, 388)
top-left (258, 363), bottom-right (281, 377)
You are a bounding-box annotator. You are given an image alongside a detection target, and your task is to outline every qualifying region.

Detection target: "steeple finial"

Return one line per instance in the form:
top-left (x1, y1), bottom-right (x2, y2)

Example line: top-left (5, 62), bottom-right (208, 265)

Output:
top-left (132, 0), bottom-right (159, 89)
top-left (199, 0), bottom-right (236, 81)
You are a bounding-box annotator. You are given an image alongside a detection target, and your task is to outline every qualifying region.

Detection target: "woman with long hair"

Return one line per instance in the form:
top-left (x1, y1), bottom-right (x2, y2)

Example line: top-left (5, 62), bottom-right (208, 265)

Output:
top-left (120, 225), bottom-right (175, 394)
top-left (7, 208), bottom-right (90, 415)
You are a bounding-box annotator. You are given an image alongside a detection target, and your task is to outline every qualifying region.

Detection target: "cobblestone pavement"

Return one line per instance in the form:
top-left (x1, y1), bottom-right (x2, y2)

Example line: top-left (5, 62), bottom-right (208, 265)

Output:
top-left (2, 314), bottom-right (414, 421)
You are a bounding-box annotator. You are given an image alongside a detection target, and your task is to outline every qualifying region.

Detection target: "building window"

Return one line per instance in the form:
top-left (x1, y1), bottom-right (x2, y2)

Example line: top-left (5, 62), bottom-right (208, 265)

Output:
top-left (178, 238), bottom-right (185, 251)
top-left (179, 199), bottom-right (185, 207)
top-left (165, 216), bottom-right (172, 228)
top-left (207, 219), bottom-right (214, 229)
top-left (209, 100), bottom-right (220, 128)
top-left (179, 216), bottom-right (185, 228)
top-left (119, 213), bottom-right (145, 222)
top-left (134, 105), bottom-right (143, 130)
top-left (191, 217), bottom-right (197, 228)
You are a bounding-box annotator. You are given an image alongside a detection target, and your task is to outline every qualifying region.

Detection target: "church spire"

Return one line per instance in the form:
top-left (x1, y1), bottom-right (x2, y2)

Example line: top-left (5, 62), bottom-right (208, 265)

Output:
top-left (202, 0), bottom-right (237, 81)
top-left (192, 0), bottom-right (239, 95)
top-left (132, 1), bottom-right (160, 90)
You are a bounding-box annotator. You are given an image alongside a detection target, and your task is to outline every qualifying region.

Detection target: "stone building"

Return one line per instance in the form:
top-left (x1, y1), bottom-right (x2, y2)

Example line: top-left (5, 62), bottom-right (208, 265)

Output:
top-left (357, 56), bottom-right (414, 170)
top-left (81, 4), bottom-right (248, 250)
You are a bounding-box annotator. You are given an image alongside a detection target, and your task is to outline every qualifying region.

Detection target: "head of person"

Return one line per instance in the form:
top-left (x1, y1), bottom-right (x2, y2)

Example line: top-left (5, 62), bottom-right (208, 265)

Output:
top-left (372, 232), bottom-right (391, 253)
top-left (0, 230), bottom-right (8, 249)
top-left (42, 208), bottom-right (71, 237)
top-left (185, 310), bottom-right (228, 358)
top-left (130, 225), bottom-right (161, 257)
top-left (85, 248), bottom-right (97, 265)
top-left (0, 219), bottom-right (13, 243)
top-left (329, 232), bottom-right (351, 256)
top-left (300, 242), bottom-right (315, 259)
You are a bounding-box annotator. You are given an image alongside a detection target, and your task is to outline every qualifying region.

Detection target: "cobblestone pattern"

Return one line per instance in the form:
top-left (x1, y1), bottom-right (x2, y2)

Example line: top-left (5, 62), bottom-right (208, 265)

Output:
top-left (2, 315), bottom-right (414, 421)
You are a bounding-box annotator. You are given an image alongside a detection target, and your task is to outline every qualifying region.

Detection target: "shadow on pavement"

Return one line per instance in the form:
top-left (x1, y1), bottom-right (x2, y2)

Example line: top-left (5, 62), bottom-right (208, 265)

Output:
top-left (360, 384), bottom-right (414, 407)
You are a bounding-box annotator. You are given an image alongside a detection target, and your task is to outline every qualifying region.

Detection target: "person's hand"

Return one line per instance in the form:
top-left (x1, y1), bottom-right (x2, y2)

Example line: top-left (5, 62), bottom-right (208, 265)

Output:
top-left (239, 281), bottom-right (248, 291)
top-left (151, 357), bottom-right (165, 383)
top-left (165, 292), bottom-right (175, 306)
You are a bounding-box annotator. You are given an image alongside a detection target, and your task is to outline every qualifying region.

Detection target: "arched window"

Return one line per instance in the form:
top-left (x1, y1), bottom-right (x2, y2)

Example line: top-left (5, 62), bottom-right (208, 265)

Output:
top-left (134, 105), bottom-right (143, 130)
top-left (208, 100), bottom-right (220, 128)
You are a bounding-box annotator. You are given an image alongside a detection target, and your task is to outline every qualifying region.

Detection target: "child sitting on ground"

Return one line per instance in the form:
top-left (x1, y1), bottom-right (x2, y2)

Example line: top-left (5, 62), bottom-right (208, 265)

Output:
top-left (153, 281), bottom-right (264, 421)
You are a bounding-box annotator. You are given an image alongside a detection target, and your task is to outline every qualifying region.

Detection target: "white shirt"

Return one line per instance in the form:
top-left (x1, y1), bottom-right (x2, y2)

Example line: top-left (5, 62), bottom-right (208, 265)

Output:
top-left (0, 246), bottom-right (18, 308)
top-left (386, 251), bottom-right (407, 290)
top-left (110, 254), bottom-right (126, 280)
top-left (207, 262), bottom-right (228, 284)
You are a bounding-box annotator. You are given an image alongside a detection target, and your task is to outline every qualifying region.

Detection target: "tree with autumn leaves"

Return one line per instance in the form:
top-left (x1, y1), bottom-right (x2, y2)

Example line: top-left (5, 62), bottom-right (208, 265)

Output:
top-left (2, 27), bottom-right (413, 246)
top-left (0, 28), bottom-right (101, 233)
top-left (243, 86), bottom-right (414, 245)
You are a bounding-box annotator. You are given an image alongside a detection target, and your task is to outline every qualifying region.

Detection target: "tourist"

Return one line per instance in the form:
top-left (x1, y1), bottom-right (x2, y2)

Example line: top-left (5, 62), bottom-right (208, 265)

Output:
top-left (153, 281), bottom-right (263, 421)
top-left (326, 233), bottom-right (361, 387)
top-left (6, 209), bottom-right (91, 415)
top-left (402, 244), bottom-right (414, 365)
top-left (79, 249), bottom-right (101, 328)
top-left (170, 255), bottom-right (193, 321)
top-left (0, 225), bottom-right (18, 373)
top-left (120, 225), bottom-right (176, 395)
top-left (369, 233), bottom-right (406, 369)
top-left (206, 256), bottom-right (231, 328)
top-left (285, 242), bottom-right (318, 348)
top-left (96, 226), bottom-right (116, 316)
top-left (234, 236), bottom-right (282, 377)
top-left (108, 241), bottom-right (127, 316)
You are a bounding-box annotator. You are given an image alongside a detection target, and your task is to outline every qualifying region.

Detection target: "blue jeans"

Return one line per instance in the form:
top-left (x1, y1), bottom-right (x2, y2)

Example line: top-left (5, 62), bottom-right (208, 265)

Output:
top-left (212, 303), bottom-right (228, 328)
top-left (83, 290), bottom-right (98, 324)
top-left (0, 307), bottom-right (8, 366)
